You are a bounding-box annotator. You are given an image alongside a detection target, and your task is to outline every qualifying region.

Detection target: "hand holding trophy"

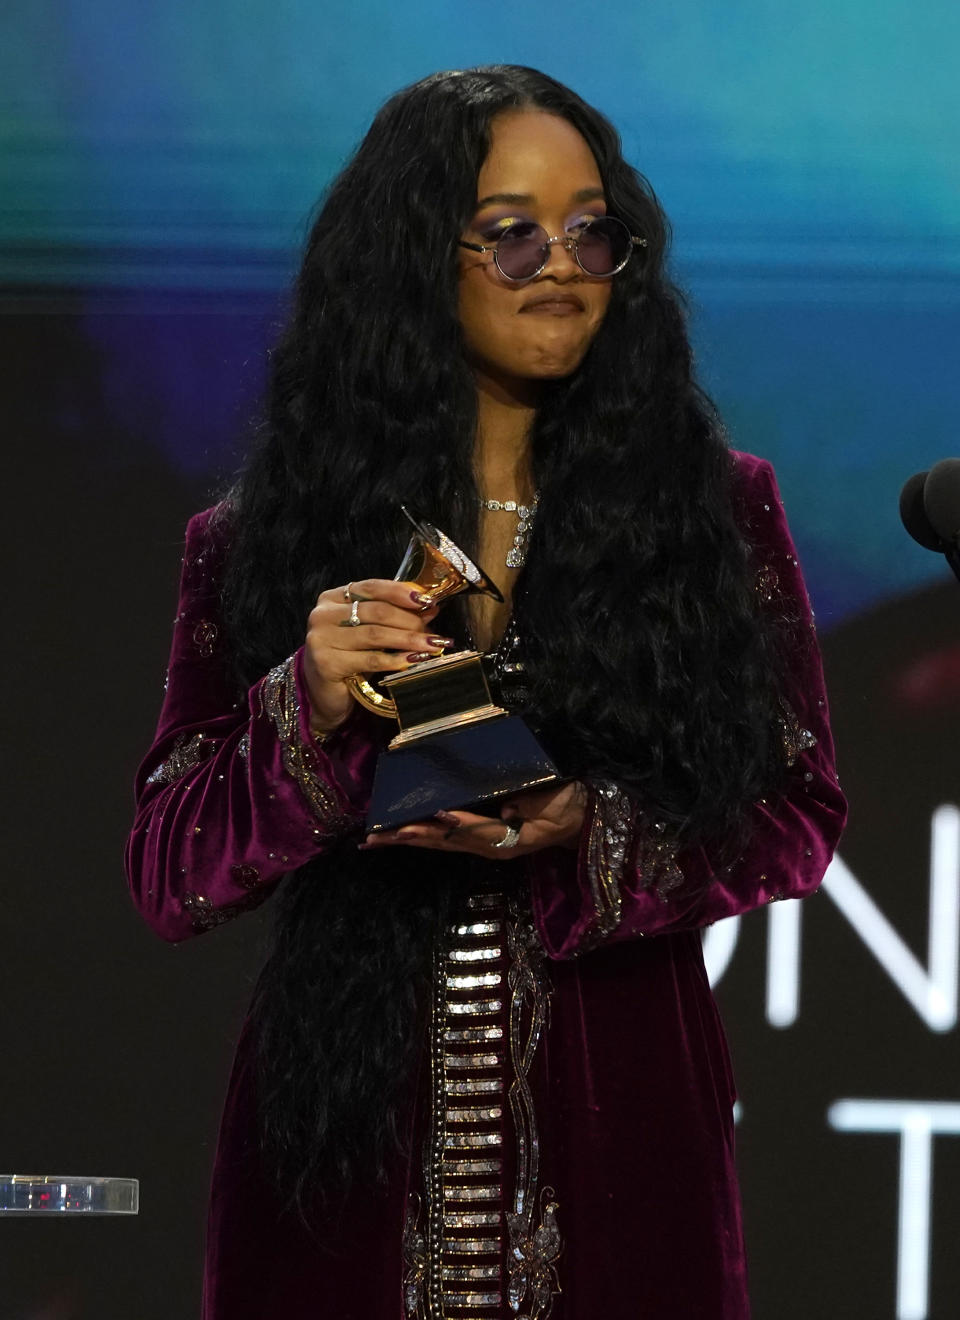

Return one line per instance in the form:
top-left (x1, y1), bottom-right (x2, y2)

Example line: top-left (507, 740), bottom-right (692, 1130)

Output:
top-left (356, 509), bottom-right (561, 832)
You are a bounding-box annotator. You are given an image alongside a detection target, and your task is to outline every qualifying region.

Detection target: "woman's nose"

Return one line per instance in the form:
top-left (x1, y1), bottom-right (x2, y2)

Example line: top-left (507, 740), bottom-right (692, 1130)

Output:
top-left (540, 235), bottom-right (580, 279)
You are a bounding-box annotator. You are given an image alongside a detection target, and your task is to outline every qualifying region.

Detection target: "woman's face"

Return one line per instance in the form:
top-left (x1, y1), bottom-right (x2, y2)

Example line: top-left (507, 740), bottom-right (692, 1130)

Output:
top-left (458, 109), bottom-right (613, 391)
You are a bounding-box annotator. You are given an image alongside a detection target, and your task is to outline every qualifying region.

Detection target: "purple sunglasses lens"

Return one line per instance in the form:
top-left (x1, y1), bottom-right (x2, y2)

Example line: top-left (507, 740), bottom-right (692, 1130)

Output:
top-left (496, 222), bottom-right (548, 280)
top-left (576, 217), bottom-right (631, 274)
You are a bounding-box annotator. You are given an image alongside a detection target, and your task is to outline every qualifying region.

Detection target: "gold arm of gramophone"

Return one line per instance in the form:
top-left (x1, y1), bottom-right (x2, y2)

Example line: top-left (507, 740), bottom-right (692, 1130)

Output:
top-left (347, 509), bottom-right (502, 720)
top-left (348, 674), bottom-right (399, 716)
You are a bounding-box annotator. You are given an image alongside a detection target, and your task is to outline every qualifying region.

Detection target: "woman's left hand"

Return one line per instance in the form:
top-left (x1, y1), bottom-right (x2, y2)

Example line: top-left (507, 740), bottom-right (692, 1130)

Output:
top-left (360, 782), bottom-right (587, 859)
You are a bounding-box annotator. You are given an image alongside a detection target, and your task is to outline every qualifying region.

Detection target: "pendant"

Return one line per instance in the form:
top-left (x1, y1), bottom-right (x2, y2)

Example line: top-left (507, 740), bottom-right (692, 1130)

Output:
top-left (506, 503), bottom-right (536, 568)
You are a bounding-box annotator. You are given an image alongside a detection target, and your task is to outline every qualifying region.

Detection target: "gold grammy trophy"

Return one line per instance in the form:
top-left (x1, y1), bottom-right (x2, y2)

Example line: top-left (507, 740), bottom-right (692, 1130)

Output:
top-left (357, 509), bottom-right (561, 831)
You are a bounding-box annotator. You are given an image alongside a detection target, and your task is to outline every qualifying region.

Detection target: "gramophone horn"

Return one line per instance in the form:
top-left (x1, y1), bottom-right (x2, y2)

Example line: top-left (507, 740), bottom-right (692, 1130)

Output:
top-left (347, 508), bottom-right (502, 719)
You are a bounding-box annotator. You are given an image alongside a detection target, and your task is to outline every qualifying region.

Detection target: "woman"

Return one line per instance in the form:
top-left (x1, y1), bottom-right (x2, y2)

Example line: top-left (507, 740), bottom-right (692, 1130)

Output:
top-left (126, 66), bottom-right (846, 1320)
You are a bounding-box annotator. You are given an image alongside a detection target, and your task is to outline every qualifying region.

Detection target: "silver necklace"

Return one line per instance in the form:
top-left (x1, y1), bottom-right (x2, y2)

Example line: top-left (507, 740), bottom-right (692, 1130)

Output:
top-left (479, 493), bottom-right (539, 568)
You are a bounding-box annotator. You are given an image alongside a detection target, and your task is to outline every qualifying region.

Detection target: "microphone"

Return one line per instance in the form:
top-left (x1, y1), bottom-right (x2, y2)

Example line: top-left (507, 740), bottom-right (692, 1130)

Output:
top-left (899, 470), bottom-right (940, 550)
top-left (924, 459), bottom-right (960, 543)
top-left (900, 460), bottom-right (960, 583)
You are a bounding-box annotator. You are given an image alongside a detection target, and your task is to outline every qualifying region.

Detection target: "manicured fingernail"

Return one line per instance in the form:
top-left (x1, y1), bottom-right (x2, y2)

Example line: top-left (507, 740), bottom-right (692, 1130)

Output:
top-left (428, 636), bottom-right (453, 648)
top-left (434, 810), bottom-right (460, 825)
top-left (410, 591), bottom-right (432, 605)
top-left (407, 651), bottom-right (433, 663)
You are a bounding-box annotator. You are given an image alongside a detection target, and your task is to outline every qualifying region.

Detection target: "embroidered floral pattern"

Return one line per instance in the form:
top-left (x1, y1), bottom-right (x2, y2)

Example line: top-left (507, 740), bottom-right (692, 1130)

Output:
top-left (504, 901), bottom-right (559, 1319)
top-left (145, 731), bottom-right (208, 787)
top-left (506, 1189), bottom-right (562, 1317)
top-left (229, 863), bottom-right (261, 890)
top-left (778, 701), bottom-right (818, 767)
top-left (636, 818), bottom-right (684, 899)
top-left (402, 1198), bottom-right (427, 1316)
top-left (192, 618), bottom-right (218, 657)
top-left (181, 889), bottom-right (263, 932)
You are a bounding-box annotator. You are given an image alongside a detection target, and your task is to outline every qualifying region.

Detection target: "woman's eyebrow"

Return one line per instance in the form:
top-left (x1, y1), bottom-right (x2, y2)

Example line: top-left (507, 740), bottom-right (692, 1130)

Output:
top-left (475, 192), bottom-right (534, 209)
top-left (474, 186), bottom-right (605, 209)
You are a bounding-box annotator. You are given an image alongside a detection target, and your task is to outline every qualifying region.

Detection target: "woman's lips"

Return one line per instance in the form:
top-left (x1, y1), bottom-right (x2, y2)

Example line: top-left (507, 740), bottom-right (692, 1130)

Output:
top-left (518, 293), bottom-right (585, 315)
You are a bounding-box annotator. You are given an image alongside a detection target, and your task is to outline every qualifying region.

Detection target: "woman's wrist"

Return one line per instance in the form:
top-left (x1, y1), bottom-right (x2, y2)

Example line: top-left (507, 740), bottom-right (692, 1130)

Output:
top-left (309, 710), bottom-right (349, 742)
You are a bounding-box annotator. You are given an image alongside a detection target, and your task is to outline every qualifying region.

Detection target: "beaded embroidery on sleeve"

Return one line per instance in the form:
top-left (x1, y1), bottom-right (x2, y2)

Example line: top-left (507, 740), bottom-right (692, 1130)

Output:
top-left (260, 654), bottom-right (354, 832)
top-left (582, 784), bottom-right (684, 947)
top-left (582, 782), bottom-right (633, 943)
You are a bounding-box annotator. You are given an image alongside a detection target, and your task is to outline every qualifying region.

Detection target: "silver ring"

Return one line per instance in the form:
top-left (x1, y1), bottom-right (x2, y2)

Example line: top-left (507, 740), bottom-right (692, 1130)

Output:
top-left (493, 822), bottom-right (521, 850)
top-left (339, 599), bottom-right (362, 628)
top-left (343, 582), bottom-right (354, 601)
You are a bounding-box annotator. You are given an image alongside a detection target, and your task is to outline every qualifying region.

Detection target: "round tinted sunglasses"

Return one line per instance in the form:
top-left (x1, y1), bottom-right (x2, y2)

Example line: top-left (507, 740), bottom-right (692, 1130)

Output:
top-left (459, 215), bottom-right (647, 284)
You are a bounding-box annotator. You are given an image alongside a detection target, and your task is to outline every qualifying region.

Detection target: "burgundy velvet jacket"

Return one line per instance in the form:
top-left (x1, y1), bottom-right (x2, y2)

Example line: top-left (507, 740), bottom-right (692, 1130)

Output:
top-left (125, 451), bottom-right (846, 1320)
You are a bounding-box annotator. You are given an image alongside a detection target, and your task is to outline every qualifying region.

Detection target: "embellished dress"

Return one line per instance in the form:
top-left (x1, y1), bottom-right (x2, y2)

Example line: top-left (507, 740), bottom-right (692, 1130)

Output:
top-left (125, 451), bottom-right (846, 1319)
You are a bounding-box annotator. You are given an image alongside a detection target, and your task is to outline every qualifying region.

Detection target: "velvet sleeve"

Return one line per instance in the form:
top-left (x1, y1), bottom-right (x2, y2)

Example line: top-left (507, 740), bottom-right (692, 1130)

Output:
top-left (527, 455), bottom-right (847, 959)
top-left (124, 508), bottom-right (379, 942)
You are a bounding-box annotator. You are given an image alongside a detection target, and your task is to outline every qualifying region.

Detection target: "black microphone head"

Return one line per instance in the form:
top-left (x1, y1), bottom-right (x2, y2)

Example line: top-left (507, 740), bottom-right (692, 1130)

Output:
top-left (899, 470), bottom-right (942, 551)
top-left (923, 458), bottom-right (960, 542)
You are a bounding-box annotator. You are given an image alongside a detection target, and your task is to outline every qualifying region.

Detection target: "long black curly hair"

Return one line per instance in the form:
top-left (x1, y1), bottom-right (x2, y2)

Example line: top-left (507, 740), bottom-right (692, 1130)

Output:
top-left (220, 65), bottom-right (788, 1216)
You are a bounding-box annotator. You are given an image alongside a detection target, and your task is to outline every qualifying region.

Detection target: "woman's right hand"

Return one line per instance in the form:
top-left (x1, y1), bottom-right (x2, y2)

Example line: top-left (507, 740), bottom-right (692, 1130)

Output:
top-left (302, 579), bottom-right (451, 735)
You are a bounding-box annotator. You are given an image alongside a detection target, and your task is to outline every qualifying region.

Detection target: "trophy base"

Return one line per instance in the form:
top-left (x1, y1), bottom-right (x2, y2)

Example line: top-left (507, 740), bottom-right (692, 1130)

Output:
top-left (366, 714), bottom-right (561, 832)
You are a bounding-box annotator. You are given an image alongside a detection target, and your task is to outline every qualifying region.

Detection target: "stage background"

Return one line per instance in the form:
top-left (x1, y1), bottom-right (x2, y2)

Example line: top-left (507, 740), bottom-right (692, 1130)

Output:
top-left (3, 3), bottom-right (959, 1317)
